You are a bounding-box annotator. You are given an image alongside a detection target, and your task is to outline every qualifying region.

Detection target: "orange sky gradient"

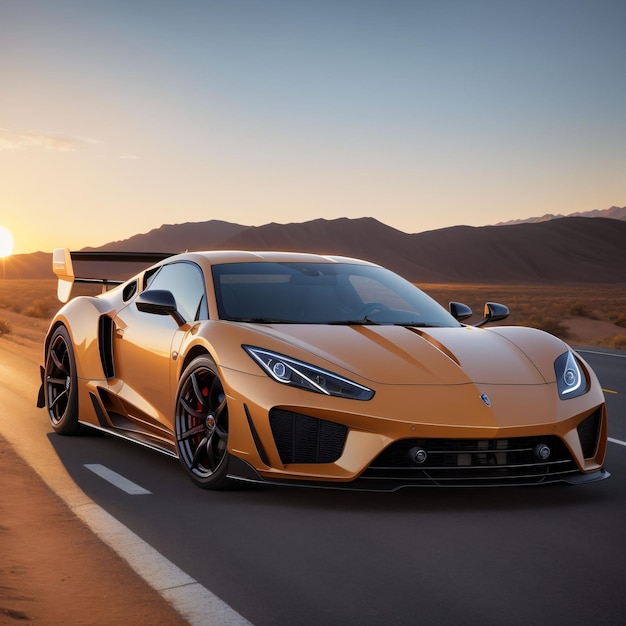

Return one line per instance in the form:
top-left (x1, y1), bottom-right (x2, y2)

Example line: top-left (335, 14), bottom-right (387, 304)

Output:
top-left (1, 1), bottom-right (625, 255)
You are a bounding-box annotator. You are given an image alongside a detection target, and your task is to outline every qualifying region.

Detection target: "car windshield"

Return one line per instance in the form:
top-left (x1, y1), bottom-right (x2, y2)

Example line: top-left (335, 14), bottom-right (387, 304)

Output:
top-left (212, 261), bottom-right (461, 327)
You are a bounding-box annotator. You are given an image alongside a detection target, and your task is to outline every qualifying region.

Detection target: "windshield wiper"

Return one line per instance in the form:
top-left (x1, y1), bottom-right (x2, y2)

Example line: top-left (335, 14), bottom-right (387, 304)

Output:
top-left (228, 317), bottom-right (299, 324)
top-left (393, 322), bottom-right (441, 327)
top-left (229, 317), bottom-right (385, 325)
top-left (327, 318), bottom-right (381, 326)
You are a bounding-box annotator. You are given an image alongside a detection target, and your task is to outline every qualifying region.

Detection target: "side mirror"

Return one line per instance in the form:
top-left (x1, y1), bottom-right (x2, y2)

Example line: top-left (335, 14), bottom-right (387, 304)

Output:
top-left (449, 301), bottom-right (473, 322)
top-left (136, 290), bottom-right (186, 326)
top-left (475, 302), bottom-right (509, 327)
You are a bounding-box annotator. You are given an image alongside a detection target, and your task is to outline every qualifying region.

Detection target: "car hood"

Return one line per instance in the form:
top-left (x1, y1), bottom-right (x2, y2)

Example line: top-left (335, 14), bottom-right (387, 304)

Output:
top-left (249, 324), bottom-right (563, 386)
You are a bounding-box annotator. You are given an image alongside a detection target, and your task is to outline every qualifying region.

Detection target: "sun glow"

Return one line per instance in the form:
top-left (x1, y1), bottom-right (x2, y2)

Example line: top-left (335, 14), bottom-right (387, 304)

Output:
top-left (0, 226), bottom-right (14, 258)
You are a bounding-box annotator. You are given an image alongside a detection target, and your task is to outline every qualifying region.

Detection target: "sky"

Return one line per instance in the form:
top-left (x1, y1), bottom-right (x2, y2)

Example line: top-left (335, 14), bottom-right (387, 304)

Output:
top-left (1, 0), bottom-right (625, 255)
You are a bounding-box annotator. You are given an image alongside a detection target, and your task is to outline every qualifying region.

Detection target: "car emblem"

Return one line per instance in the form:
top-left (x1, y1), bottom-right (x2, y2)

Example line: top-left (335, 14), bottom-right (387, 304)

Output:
top-left (480, 393), bottom-right (491, 407)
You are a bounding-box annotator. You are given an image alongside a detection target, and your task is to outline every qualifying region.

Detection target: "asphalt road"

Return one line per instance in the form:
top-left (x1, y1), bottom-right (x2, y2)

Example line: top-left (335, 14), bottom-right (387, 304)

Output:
top-left (1, 345), bottom-right (625, 626)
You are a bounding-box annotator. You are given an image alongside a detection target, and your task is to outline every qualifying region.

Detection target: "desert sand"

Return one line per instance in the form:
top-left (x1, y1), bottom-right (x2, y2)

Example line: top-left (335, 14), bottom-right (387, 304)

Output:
top-left (0, 433), bottom-right (188, 625)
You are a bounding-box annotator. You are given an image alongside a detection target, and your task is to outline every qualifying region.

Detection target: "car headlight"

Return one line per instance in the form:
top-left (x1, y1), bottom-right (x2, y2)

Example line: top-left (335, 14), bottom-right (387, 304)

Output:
top-left (243, 345), bottom-right (374, 400)
top-left (554, 350), bottom-right (588, 400)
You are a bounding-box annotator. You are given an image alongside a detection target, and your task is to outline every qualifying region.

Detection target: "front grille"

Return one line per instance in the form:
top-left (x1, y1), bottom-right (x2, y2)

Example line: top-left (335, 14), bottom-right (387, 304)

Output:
top-left (360, 436), bottom-right (579, 486)
top-left (270, 409), bottom-right (348, 464)
top-left (577, 409), bottom-right (602, 459)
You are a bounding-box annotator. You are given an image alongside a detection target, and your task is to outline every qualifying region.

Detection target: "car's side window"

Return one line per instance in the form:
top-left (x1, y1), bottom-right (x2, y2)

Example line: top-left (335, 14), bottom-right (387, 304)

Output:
top-left (143, 266), bottom-right (160, 289)
top-left (144, 262), bottom-right (208, 321)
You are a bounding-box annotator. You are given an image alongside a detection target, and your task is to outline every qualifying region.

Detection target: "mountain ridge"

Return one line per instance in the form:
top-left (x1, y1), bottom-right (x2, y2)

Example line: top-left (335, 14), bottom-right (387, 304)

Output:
top-left (496, 205), bottom-right (626, 225)
top-left (4, 215), bottom-right (626, 284)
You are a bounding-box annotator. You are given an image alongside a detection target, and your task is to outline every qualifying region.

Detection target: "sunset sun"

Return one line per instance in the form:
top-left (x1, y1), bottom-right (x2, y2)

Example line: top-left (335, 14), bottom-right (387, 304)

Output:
top-left (0, 226), bottom-right (14, 258)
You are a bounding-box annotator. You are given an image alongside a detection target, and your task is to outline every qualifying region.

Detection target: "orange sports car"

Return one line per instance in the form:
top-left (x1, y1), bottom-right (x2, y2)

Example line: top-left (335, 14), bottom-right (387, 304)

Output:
top-left (38, 249), bottom-right (608, 489)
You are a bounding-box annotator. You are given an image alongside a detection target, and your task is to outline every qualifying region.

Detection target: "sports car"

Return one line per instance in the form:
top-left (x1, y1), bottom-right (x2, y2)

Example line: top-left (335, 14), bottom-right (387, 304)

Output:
top-left (38, 248), bottom-right (609, 489)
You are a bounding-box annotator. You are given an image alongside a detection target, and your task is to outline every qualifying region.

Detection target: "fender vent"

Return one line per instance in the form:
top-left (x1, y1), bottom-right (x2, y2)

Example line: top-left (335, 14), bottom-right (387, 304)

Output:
top-left (270, 409), bottom-right (348, 464)
top-left (98, 315), bottom-right (115, 379)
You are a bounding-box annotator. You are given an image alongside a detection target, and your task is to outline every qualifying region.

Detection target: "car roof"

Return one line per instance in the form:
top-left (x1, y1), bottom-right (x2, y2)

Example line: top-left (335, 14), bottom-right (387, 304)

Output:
top-left (173, 250), bottom-right (379, 267)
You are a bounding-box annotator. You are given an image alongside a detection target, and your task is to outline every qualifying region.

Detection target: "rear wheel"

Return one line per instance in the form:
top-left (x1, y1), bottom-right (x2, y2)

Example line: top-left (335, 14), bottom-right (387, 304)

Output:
top-left (44, 326), bottom-right (81, 435)
top-left (175, 356), bottom-right (233, 489)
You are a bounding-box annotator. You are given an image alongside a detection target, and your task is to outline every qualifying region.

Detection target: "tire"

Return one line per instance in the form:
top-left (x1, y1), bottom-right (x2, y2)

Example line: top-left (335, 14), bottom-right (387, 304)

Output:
top-left (44, 325), bottom-right (82, 435)
top-left (174, 355), bottom-right (233, 489)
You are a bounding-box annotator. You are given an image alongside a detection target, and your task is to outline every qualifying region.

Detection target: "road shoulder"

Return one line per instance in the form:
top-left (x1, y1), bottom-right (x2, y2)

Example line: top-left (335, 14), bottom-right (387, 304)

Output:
top-left (0, 433), bottom-right (188, 625)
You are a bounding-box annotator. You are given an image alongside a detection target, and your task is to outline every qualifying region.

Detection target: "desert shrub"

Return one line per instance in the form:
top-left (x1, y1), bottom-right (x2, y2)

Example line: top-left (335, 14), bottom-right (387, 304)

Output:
top-left (539, 319), bottom-right (572, 339)
top-left (591, 335), bottom-right (626, 350)
top-left (0, 300), bottom-right (21, 313)
top-left (24, 304), bottom-right (44, 318)
top-left (23, 296), bottom-right (56, 318)
top-left (608, 311), bottom-right (626, 328)
top-left (610, 335), bottom-right (626, 350)
top-left (521, 312), bottom-right (571, 339)
top-left (568, 301), bottom-right (598, 319)
top-left (0, 318), bottom-right (11, 335)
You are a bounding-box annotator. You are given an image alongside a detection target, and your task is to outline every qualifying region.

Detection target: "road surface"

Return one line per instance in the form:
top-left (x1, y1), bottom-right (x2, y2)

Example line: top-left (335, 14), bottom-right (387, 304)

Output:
top-left (1, 340), bottom-right (625, 626)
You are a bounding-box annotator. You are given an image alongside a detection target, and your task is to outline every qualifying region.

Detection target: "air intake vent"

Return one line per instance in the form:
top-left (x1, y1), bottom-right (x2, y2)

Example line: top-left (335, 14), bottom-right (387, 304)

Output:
top-left (98, 315), bottom-right (115, 379)
top-left (270, 409), bottom-right (348, 464)
top-left (577, 409), bottom-right (602, 459)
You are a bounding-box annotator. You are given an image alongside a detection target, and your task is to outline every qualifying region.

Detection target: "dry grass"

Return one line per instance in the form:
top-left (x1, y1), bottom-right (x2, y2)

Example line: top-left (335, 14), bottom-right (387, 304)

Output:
top-left (422, 282), bottom-right (626, 349)
top-left (0, 280), bottom-right (100, 348)
top-left (1, 279), bottom-right (625, 349)
top-left (0, 279), bottom-right (57, 317)
top-left (0, 279), bottom-right (100, 318)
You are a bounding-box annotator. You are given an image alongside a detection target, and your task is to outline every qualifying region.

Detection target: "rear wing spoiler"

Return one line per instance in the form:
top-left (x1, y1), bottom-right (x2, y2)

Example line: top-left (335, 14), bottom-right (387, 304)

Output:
top-left (52, 248), bottom-right (174, 302)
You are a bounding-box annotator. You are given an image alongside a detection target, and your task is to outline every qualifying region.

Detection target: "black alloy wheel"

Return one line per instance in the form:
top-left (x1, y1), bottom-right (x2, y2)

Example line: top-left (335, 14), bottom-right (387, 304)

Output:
top-left (175, 355), bottom-right (232, 489)
top-left (44, 325), bottom-right (81, 435)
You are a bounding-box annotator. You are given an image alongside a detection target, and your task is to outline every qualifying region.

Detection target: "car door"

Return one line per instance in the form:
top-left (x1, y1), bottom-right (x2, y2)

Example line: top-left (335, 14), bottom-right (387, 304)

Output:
top-left (112, 261), bottom-right (208, 425)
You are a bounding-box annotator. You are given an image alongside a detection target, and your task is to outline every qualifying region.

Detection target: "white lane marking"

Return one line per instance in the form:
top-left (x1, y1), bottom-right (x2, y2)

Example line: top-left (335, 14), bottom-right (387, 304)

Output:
top-left (84, 464), bottom-right (152, 495)
top-left (576, 349), bottom-right (622, 394)
top-left (577, 349), bottom-right (626, 359)
top-left (72, 500), bottom-right (252, 625)
top-left (78, 465), bottom-right (251, 624)
top-left (608, 437), bottom-right (626, 447)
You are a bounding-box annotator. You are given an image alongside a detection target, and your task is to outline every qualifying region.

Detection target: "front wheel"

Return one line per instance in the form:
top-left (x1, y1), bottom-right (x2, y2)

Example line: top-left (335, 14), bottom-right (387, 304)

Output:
top-left (44, 325), bottom-right (82, 435)
top-left (174, 356), bottom-right (233, 489)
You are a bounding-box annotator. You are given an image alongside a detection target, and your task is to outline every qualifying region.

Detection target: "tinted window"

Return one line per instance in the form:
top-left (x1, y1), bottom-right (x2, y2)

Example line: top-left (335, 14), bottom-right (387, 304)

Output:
top-left (212, 262), bottom-right (459, 327)
top-left (145, 262), bottom-right (208, 321)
